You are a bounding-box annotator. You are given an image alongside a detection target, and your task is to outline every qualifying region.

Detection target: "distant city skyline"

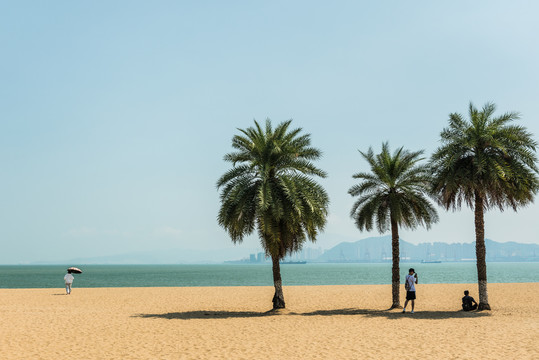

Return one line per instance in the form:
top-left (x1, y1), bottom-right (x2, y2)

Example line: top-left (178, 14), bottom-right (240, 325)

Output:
top-left (25, 236), bottom-right (538, 265)
top-left (1, 1), bottom-right (539, 264)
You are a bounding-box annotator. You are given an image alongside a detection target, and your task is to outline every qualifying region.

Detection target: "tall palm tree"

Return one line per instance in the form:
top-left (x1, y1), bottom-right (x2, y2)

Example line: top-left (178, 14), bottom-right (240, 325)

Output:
top-left (430, 102), bottom-right (539, 310)
top-left (217, 119), bottom-right (329, 309)
top-left (349, 143), bottom-right (438, 309)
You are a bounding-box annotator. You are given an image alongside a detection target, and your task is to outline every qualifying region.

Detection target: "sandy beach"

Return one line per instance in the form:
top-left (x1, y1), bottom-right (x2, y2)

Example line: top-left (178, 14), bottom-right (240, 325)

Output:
top-left (1, 283), bottom-right (537, 359)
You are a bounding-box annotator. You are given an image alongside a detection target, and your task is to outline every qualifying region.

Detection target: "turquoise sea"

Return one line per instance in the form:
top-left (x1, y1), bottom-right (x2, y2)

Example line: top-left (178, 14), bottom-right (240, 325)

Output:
top-left (0, 262), bottom-right (537, 289)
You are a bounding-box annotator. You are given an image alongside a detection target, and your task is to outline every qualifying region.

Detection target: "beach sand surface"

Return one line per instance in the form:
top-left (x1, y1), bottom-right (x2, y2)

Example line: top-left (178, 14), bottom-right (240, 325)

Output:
top-left (1, 283), bottom-right (537, 359)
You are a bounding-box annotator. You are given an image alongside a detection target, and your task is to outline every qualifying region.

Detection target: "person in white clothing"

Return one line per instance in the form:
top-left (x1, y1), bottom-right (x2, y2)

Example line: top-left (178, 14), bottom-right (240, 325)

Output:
top-left (64, 270), bottom-right (74, 295)
top-left (402, 268), bottom-right (418, 313)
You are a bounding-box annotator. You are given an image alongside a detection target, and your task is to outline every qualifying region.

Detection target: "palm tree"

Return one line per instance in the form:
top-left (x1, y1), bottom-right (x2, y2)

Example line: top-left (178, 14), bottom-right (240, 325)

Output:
top-left (217, 119), bottom-right (329, 309)
top-left (430, 102), bottom-right (539, 310)
top-left (349, 143), bottom-right (438, 309)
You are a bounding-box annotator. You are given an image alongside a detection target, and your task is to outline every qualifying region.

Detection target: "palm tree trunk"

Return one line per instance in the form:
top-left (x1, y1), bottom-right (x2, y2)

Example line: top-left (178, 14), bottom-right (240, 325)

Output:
top-left (271, 255), bottom-right (286, 309)
top-left (390, 217), bottom-right (401, 309)
top-left (474, 192), bottom-right (491, 310)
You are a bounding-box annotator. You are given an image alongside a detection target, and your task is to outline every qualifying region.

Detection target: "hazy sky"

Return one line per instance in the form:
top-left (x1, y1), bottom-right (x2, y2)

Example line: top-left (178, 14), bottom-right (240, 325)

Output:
top-left (2, 1), bottom-right (539, 264)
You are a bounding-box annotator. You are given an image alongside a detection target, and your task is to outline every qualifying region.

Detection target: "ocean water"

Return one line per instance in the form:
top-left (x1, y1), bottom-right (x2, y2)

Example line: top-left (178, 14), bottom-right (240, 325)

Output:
top-left (0, 262), bottom-right (537, 289)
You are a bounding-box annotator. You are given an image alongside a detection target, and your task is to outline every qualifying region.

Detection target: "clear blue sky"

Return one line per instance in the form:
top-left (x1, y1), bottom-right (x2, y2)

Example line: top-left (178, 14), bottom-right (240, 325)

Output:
top-left (1, 1), bottom-right (538, 264)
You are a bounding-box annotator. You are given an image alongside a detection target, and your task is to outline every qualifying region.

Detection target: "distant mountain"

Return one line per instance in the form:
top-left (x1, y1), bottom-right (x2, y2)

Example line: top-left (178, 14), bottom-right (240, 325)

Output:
top-left (30, 237), bottom-right (538, 265)
top-left (315, 236), bottom-right (539, 262)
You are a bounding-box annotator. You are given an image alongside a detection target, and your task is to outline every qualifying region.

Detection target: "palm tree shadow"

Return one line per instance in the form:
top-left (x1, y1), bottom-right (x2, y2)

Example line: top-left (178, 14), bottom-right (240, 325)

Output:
top-left (134, 310), bottom-right (275, 320)
top-left (299, 308), bottom-right (491, 320)
top-left (135, 308), bottom-right (490, 320)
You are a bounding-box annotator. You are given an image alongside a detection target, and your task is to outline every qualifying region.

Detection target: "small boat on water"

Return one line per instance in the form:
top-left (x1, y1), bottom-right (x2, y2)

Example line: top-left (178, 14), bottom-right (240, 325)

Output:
top-left (421, 260), bottom-right (441, 264)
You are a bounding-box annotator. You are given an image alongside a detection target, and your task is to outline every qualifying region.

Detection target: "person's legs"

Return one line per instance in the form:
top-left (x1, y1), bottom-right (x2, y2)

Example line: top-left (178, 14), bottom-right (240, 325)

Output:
top-left (66, 283), bottom-right (72, 294)
top-left (403, 299), bottom-right (409, 312)
top-left (411, 299), bottom-right (415, 312)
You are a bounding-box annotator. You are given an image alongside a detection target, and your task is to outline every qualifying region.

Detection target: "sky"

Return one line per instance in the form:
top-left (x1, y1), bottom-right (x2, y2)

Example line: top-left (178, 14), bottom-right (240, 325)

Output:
top-left (1, 1), bottom-right (539, 264)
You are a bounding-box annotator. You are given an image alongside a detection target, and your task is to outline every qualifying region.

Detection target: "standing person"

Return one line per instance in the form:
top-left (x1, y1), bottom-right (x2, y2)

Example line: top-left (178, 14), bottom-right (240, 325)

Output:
top-left (64, 270), bottom-right (74, 295)
top-left (462, 290), bottom-right (478, 311)
top-left (402, 268), bottom-right (418, 313)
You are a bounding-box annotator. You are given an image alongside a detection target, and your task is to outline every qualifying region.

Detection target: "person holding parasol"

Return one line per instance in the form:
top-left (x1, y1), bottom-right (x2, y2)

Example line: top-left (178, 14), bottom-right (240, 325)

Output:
top-left (64, 267), bottom-right (82, 295)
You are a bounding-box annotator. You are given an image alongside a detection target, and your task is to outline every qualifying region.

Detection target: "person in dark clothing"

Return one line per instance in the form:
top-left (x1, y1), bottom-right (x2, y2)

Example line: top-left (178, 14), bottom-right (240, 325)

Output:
top-left (462, 290), bottom-right (478, 311)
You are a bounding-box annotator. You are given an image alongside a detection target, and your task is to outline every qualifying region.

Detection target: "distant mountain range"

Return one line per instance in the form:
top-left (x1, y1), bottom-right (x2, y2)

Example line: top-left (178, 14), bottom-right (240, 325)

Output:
top-left (31, 236), bottom-right (538, 265)
top-left (316, 236), bottom-right (539, 263)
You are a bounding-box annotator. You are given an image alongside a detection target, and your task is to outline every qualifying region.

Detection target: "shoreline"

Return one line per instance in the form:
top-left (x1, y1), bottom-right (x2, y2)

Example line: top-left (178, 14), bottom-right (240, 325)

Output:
top-left (1, 283), bottom-right (538, 359)
top-left (1, 280), bottom-right (539, 290)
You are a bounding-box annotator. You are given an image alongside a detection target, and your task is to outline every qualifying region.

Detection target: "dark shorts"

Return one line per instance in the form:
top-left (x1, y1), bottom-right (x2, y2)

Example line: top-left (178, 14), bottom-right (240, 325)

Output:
top-left (406, 291), bottom-right (416, 300)
top-left (462, 303), bottom-right (477, 311)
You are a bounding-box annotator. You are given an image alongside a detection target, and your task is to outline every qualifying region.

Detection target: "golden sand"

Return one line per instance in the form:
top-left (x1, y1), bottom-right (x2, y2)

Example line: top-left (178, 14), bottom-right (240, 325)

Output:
top-left (1, 283), bottom-right (537, 359)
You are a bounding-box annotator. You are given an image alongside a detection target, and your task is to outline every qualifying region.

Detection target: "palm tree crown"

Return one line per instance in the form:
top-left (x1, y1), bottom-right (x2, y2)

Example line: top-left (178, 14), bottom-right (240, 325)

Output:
top-left (217, 119), bottom-right (329, 255)
top-left (430, 102), bottom-right (539, 211)
top-left (349, 143), bottom-right (438, 232)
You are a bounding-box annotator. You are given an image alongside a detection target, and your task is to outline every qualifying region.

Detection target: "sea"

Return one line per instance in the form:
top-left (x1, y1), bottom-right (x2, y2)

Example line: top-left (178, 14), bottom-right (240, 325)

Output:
top-left (0, 262), bottom-right (537, 289)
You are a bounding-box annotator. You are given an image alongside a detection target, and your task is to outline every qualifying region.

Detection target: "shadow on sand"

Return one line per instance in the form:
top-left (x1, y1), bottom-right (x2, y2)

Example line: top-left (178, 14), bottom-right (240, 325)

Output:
top-left (135, 310), bottom-right (272, 320)
top-left (135, 308), bottom-right (490, 320)
top-left (298, 308), bottom-right (490, 320)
